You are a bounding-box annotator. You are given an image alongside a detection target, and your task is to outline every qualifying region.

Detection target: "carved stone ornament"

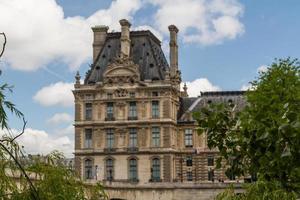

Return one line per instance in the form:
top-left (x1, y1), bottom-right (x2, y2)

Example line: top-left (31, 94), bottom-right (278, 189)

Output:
top-left (103, 56), bottom-right (140, 86)
top-left (114, 88), bottom-right (128, 97)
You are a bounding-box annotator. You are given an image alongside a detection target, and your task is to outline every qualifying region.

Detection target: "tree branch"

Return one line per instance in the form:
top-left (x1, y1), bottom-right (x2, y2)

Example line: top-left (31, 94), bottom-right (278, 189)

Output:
top-left (0, 32), bottom-right (6, 58)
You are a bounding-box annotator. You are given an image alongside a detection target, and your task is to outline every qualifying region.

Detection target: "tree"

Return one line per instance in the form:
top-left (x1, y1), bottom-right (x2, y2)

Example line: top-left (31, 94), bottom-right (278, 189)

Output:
top-left (194, 58), bottom-right (300, 196)
top-left (0, 33), bottom-right (108, 200)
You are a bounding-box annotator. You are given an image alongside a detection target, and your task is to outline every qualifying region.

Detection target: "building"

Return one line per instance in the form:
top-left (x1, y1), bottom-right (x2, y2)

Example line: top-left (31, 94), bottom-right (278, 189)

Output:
top-left (73, 19), bottom-right (245, 200)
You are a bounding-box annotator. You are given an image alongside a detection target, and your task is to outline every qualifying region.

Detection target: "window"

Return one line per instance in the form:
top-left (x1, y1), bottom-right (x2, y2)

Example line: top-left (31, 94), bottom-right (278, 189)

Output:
top-left (128, 102), bottom-right (137, 119)
top-left (106, 102), bottom-right (114, 120)
top-left (106, 159), bottom-right (114, 180)
top-left (187, 171), bottom-right (193, 181)
top-left (84, 129), bottom-right (92, 148)
top-left (152, 127), bottom-right (160, 147)
top-left (85, 103), bottom-right (92, 120)
top-left (152, 101), bottom-right (159, 118)
top-left (207, 156), bottom-right (214, 166)
top-left (129, 158), bottom-right (138, 181)
top-left (106, 129), bottom-right (114, 148)
top-left (208, 169), bottom-right (214, 181)
top-left (186, 156), bottom-right (193, 166)
top-left (85, 159), bottom-right (93, 179)
top-left (184, 129), bottom-right (193, 147)
top-left (129, 128), bottom-right (137, 147)
top-left (151, 158), bottom-right (160, 181)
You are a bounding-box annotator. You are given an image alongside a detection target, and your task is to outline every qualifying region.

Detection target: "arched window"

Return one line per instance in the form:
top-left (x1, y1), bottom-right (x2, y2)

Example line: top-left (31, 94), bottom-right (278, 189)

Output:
top-left (151, 158), bottom-right (160, 181)
top-left (85, 159), bottom-right (93, 179)
top-left (106, 158), bottom-right (114, 181)
top-left (129, 158), bottom-right (138, 181)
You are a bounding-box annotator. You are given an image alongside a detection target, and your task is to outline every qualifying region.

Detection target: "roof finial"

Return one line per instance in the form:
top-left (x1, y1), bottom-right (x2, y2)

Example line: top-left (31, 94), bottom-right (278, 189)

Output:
top-left (75, 71), bottom-right (81, 84)
top-left (183, 82), bottom-right (188, 97)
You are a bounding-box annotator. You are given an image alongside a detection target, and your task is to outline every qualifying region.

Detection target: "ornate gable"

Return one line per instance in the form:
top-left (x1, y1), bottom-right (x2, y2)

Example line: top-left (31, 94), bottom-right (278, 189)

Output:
top-left (103, 56), bottom-right (140, 86)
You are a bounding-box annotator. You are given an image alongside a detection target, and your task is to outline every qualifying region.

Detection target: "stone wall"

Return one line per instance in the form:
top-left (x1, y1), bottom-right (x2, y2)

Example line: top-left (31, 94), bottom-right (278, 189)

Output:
top-left (102, 183), bottom-right (243, 200)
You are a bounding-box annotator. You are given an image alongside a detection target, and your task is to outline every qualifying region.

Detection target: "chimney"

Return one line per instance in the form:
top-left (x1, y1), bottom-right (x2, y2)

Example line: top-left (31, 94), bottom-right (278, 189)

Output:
top-left (168, 25), bottom-right (179, 77)
top-left (92, 25), bottom-right (109, 63)
top-left (119, 19), bottom-right (131, 57)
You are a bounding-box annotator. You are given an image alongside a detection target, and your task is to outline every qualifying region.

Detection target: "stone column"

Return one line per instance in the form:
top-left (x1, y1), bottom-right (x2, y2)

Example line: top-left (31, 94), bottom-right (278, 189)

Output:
top-left (119, 19), bottom-right (131, 57)
top-left (91, 25), bottom-right (109, 63)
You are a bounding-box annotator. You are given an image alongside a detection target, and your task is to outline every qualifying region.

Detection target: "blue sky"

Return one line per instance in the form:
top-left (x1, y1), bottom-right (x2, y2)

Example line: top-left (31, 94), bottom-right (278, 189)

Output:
top-left (0, 0), bottom-right (299, 156)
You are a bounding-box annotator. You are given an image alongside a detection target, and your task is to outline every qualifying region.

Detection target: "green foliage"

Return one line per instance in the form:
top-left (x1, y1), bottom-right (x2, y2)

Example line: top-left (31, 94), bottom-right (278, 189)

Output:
top-left (215, 181), bottom-right (297, 200)
top-left (194, 58), bottom-right (300, 196)
top-left (0, 71), bottom-right (108, 199)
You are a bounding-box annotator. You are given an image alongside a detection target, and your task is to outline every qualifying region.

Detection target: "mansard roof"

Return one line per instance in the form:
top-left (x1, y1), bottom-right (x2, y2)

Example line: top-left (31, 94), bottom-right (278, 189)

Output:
top-left (178, 91), bottom-right (247, 121)
top-left (85, 30), bottom-right (169, 84)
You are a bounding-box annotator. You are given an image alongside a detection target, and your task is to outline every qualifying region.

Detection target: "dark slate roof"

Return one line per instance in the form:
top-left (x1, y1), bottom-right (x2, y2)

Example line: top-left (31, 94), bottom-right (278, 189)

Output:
top-left (177, 97), bottom-right (198, 120)
top-left (85, 30), bottom-right (169, 84)
top-left (178, 91), bottom-right (247, 120)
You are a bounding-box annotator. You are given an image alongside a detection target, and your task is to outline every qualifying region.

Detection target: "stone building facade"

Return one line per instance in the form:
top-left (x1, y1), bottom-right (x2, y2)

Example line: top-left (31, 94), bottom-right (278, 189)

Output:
top-left (73, 19), bottom-right (245, 200)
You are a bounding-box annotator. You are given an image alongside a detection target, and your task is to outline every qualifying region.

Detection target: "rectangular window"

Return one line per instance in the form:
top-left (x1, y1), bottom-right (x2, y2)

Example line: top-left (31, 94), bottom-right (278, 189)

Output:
top-left (152, 127), bottom-right (160, 147)
top-left (106, 102), bottom-right (114, 120)
top-left (128, 102), bottom-right (137, 119)
top-left (129, 128), bottom-right (137, 147)
top-left (187, 171), bottom-right (193, 181)
top-left (84, 129), bottom-right (92, 148)
top-left (85, 103), bottom-right (92, 120)
top-left (207, 156), bottom-right (214, 166)
top-left (106, 129), bottom-right (114, 148)
top-left (184, 129), bottom-right (193, 147)
top-left (186, 156), bottom-right (193, 166)
top-left (208, 170), bottom-right (214, 181)
top-left (152, 101), bottom-right (159, 118)
top-left (129, 159), bottom-right (138, 181)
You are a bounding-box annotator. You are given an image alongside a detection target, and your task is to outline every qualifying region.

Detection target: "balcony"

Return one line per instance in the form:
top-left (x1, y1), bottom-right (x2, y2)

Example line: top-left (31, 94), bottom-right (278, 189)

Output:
top-left (127, 116), bottom-right (138, 120)
top-left (105, 116), bottom-right (115, 121)
top-left (103, 148), bottom-right (116, 153)
top-left (127, 147), bottom-right (139, 152)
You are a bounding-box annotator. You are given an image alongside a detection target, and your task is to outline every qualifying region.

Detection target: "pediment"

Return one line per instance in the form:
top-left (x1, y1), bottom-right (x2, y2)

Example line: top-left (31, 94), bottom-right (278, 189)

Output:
top-left (103, 56), bottom-right (140, 86)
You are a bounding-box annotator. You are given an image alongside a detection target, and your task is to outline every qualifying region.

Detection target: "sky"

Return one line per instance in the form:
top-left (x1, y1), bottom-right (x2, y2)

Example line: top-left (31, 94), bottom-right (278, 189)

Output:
top-left (0, 0), bottom-right (300, 157)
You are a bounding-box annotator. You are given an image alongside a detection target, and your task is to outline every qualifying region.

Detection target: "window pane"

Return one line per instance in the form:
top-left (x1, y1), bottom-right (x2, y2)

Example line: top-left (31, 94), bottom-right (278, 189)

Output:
top-left (85, 129), bottom-right (92, 148)
top-left (152, 127), bottom-right (160, 147)
top-left (129, 128), bottom-right (137, 147)
top-left (186, 156), bottom-right (193, 166)
top-left (106, 159), bottom-right (113, 180)
top-left (129, 159), bottom-right (137, 180)
top-left (106, 102), bottom-right (114, 119)
top-left (187, 171), bottom-right (193, 181)
top-left (184, 129), bottom-right (193, 147)
top-left (85, 103), bottom-right (92, 120)
top-left (207, 156), bottom-right (214, 166)
top-left (152, 101), bottom-right (159, 118)
top-left (208, 170), bottom-right (214, 181)
top-left (106, 129), bottom-right (114, 148)
top-left (152, 158), bottom-right (160, 180)
top-left (129, 102), bottom-right (137, 118)
top-left (85, 159), bottom-right (93, 179)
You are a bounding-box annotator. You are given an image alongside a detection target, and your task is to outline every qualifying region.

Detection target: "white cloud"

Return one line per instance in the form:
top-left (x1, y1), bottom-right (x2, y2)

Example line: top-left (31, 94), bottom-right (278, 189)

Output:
top-left (182, 78), bottom-right (221, 97)
top-left (33, 82), bottom-right (73, 107)
top-left (0, 0), bottom-right (245, 71)
top-left (0, 128), bottom-right (74, 157)
top-left (47, 113), bottom-right (73, 125)
top-left (257, 65), bottom-right (268, 73)
top-left (149, 0), bottom-right (244, 45)
top-left (0, 0), bottom-right (142, 71)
